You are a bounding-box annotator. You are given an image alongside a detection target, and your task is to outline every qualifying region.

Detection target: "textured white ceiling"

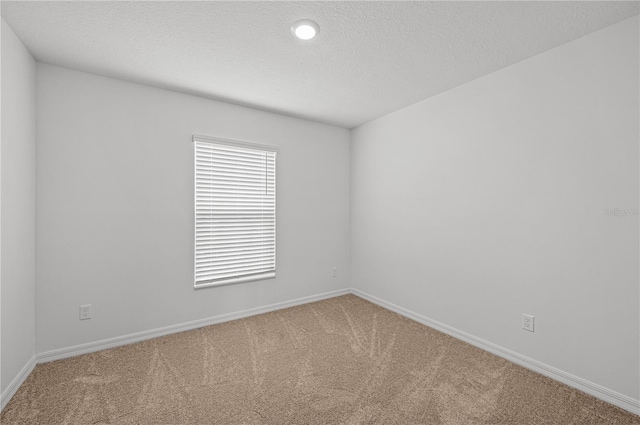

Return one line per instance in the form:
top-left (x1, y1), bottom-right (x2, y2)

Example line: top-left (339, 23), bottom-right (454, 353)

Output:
top-left (2, 1), bottom-right (638, 128)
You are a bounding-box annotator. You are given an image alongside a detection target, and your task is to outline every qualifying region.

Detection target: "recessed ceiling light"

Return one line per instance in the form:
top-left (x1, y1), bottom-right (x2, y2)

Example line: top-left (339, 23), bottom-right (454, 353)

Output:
top-left (291, 20), bottom-right (319, 40)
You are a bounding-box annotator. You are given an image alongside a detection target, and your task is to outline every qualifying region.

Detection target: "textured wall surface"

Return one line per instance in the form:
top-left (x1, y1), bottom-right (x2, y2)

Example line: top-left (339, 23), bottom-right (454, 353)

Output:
top-left (1, 18), bottom-right (37, 394)
top-left (3, 2), bottom-right (639, 128)
top-left (36, 64), bottom-right (351, 354)
top-left (351, 16), bottom-right (639, 399)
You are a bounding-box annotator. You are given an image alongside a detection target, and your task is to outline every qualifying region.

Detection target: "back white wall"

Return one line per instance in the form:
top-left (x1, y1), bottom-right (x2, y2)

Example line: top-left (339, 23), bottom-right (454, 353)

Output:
top-left (351, 16), bottom-right (639, 400)
top-left (36, 64), bottom-right (350, 354)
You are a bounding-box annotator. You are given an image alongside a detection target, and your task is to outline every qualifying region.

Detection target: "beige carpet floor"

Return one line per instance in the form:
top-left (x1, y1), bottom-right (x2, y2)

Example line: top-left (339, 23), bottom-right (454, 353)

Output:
top-left (2, 294), bottom-right (638, 424)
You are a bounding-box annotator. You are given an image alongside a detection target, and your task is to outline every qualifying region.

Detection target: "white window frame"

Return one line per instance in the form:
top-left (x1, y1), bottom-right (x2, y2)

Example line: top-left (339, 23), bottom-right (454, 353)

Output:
top-left (193, 134), bottom-right (277, 289)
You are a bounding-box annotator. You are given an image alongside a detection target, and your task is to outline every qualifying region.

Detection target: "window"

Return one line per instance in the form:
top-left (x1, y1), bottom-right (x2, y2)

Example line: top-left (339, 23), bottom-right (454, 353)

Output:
top-left (193, 135), bottom-right (277, 288)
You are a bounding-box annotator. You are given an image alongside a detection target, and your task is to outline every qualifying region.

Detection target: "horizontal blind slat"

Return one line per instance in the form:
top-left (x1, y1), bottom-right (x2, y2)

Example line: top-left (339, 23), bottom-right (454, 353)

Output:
top-left (196, 257), bottom-right (275, 271)
top-left (196, 228), bottom-right (275, 235)
top-left (195, 156), bottom-right (273, 166)
top-left (194, 174), bottom-right (275, 185)
top-left (196, 249), bottom-right (275, 261)
top-left (195, 180), bottom-right (275, 190)
top-left (196, 262), bottom-right (275, 274)
top-left (195, 168), bottom-right (274, 179)
top-left (195, 147), bottom-right (275, 160)
top-left (196, 144), bottom-right (276, 157)
top-left (196, 242), bottom-right (274, 251)
top-left (196, 160), bottom-right (275, 173)
top-left (194, 259), bottom-right (276, 270)
top-left (197, 237), bottom-right (275, 243)
top-left (196, 233), bottom-right (275, 242)
top-left (196, 222), bottom-right (275, 228)
top-left (196, 224), bottom-right (275, 231)
top-left (196, 268), bottom-right (274, 283)
top-left (195, 192), bottom-right (275, 199)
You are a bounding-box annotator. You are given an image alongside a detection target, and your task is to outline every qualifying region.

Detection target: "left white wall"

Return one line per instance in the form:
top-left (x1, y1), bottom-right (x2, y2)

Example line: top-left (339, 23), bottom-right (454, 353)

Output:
top-left (0, 18), bottom-right (37, 406)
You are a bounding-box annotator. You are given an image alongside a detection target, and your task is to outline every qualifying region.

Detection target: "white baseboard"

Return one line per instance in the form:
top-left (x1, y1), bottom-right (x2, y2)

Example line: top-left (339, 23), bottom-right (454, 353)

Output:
top-left (5, 287), bottom-right (638, 417)
top-left (351, 288), bottom-right (640, 416)
top-left (37, 288), bottom-right (350, 364)
top-left (1, 355), bottom-right (36, 411)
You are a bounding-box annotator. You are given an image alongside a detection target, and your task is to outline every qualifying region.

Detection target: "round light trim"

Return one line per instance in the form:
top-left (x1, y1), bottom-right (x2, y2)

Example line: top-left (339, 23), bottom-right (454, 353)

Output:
top-left (292, 19), bottom-right (319, 40)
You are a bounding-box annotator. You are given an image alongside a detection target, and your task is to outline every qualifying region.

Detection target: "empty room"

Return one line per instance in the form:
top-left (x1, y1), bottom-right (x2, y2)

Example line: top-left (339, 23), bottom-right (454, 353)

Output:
top-left (1, 1), bottom-right (639, 424)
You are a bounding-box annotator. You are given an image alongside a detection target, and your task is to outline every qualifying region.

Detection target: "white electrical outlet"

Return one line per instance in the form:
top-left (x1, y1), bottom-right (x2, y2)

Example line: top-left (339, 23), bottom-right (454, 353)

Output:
top-left (522, 314), bottom-right (534, 332)
top-left (332, 267), bottom-right (337, 277)
top-left (80, 304), bottom-right (92, 320)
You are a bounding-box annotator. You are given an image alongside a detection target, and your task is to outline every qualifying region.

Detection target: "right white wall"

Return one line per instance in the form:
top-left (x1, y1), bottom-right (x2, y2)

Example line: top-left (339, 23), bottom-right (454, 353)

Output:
top-left (351, 15), bottom-right (639, 401)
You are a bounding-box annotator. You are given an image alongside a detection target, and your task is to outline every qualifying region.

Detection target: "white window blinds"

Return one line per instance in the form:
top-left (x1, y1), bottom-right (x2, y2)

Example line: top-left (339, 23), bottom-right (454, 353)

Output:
top-left (194, 135), bottom-right (277, 288)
